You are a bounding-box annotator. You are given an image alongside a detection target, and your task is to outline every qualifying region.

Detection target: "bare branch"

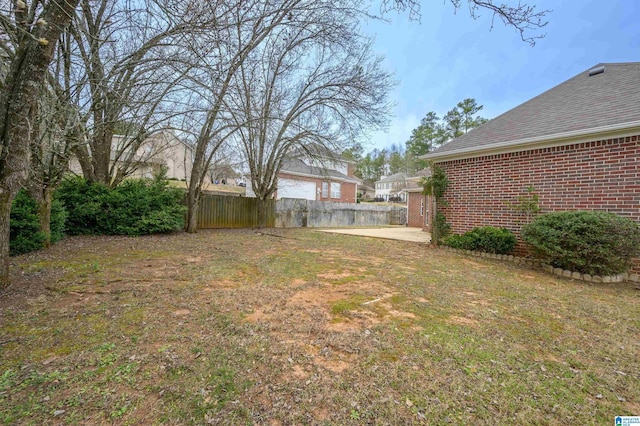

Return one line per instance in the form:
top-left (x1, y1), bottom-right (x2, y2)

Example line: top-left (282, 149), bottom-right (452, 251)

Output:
top-left (381, 0), bottom-right (549, 45)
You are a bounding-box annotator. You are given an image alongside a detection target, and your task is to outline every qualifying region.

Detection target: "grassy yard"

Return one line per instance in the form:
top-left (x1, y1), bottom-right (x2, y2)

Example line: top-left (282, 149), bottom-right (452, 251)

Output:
top-left (1, 229), bottom-right (638, 425)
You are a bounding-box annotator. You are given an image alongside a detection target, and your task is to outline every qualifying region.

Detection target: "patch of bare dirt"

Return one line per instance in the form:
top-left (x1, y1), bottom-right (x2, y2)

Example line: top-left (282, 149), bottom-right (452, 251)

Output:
top-left (325, 312), bottom-right (381, 332)
top-left (290, 364), bottom-right (310, 379)
top-left (317, 272), bottom-right (353, 280)
top-left (248, 279), bottom-right (392, 328)
top-left (315, 358), bottom-right (351, 373)
top-left (243, 276), bottom-right (402, 377)
top-left (384, 308), bottom-right (417, 319)
top-left (448, 315), bottom-right (478, 327)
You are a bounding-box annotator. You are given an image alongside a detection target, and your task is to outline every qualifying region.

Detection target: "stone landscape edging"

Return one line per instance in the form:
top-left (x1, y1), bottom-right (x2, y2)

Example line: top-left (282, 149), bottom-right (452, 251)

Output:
top-left (441, 246), bottom-right (640, 283)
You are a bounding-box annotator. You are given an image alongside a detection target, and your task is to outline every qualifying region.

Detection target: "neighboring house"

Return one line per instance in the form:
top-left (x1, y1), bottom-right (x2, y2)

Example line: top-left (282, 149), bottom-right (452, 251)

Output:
top-left (375, 173), bottom-right (407, 201)
top-left (421, 62), bottom-right (640, 270)
top-left (276, 149), bottom-right (361, 203)
top-left (69, 130), bottom-right (196, 182)
top-left (135, 131), bottom-right (195, 181)
top-left (357, 183), bottom-right (375, 201)
top-left (404, 168), bottom-right (431, 229)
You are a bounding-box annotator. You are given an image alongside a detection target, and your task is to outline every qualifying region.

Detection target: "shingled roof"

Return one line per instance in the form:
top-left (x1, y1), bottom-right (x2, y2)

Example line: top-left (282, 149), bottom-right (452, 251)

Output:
top-left (280, 157), bottom-right (360, 183)
top-left (377, 172), bottom-right (407, 183)
top-left (424, 62), bottom-right (640, 160)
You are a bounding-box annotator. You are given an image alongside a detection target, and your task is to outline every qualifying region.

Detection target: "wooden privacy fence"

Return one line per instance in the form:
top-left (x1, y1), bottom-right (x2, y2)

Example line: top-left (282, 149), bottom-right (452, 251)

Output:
top-left (197, 194), bottom-right (275, 228)
top-left (389, 208), bottom-right (407, 226)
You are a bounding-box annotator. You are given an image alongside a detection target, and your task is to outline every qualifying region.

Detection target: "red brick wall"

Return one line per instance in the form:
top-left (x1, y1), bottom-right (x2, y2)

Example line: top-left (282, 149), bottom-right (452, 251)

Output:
top-left (407, 192), bottom-right (434, 231)
top-left (434, 135), bottom-right (640, 272)
top-left (322, 181), bottom-right (356, 204)
top-left (407, 192), bottom-right (425, 228)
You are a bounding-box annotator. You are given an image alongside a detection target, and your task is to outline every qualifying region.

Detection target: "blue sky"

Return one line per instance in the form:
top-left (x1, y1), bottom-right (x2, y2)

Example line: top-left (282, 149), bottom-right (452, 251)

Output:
top-left (363, 0), bottom-right (639, 151)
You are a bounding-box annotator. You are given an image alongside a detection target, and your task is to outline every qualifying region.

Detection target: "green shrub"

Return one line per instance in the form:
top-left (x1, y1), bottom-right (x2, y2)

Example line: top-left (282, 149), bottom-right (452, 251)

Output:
top-left (56, 176), bottom-right (109, 235)
top-left (10, 191), bottom-right (45, 255)
top-left (522, 210), bottom-right (640, 276)
top-left (56, 175), bottom-right (186, 236)
top-left (50, 197), bottom-right (67, 244)
top-left (443, 226), bottom-right (517, 254)
top-left (473, 226), bottom-right (517, 254)
top-left (443, 233), bottom-right (476, 250)
top-left (10, 190), bottom-right (67, 255)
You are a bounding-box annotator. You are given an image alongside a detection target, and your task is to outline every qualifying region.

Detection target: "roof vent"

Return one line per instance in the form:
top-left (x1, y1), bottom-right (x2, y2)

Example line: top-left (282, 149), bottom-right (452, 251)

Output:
top-left (588, 65), bottom-right (605, 76)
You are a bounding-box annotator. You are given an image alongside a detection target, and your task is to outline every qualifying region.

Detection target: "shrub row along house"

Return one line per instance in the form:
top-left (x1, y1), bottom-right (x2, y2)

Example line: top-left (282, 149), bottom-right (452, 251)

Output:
top-left (410, 62), bottom-right (639, 272)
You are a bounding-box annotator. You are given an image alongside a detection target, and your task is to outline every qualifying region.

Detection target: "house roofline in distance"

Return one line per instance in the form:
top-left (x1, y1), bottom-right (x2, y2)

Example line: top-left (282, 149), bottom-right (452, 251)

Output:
top-left (279, 169), bottom-right (361, 184)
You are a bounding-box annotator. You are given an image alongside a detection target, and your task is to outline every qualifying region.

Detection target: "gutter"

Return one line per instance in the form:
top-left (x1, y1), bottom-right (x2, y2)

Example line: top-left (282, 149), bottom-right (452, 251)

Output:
top-left (421, 120), bottom-right (640, 162)
top-left (403, 187), bottom-right (424, 193)
top-left (279, 169), bottom-right (361, 184)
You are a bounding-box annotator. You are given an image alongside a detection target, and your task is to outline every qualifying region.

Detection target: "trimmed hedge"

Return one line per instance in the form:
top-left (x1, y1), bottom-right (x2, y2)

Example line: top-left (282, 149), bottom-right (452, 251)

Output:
top-left (443, 226), bottom-right (517, 255)
top-left (521, 210), bottom-right (640, 276)
top-left (57, 175), bottom-right (186, 236)
top-left (10, 190), bottom-right (67, 255)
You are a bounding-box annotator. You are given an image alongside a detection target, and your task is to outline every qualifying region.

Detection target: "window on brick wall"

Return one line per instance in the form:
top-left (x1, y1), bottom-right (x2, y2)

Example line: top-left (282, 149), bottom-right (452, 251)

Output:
top-left (321, 182), bottom-right (328, 198)
top-left (420, 198), bottom-right (424, 217)
top-left (424, 198), bottom-right (429, 225)
top-left (331, 182), bottom-right (341, 199)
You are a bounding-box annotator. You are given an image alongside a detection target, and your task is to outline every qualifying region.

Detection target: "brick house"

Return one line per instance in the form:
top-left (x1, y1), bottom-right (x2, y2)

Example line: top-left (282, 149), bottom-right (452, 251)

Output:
top-left (421, 63), bottom-right (640, 270)
top-left (276, 150), bottom-right (361, 203)
top-left (404, 168), bottom-right (431, 229)
top-left (357, 183), bottom-right (375, 201)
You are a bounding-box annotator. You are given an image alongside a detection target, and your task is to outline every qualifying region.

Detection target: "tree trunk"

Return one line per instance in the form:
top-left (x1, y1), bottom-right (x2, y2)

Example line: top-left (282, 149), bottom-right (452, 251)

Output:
top-left (92, 131), bottom-right (114, 186)
top-left (256, 197), bottom-right (268, 229)
top-left (0, 192), bottom-right (14, 289)
top-left (72, 143), bottom-right (97, 182)
top-left (0, 0), bottom-right (80, 288)
top-left (27, 185), bottom-right (53, 248)
top-left (185, 140), bottom-right (209, 233)
top-left (39, 192), bottom-right (53, 248)
top-left (185, 182), bottom-right (200, 233)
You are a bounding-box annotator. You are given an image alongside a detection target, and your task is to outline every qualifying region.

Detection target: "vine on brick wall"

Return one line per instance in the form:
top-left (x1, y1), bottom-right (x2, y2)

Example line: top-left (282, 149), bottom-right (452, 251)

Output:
top-left (420, 162), bottom-right (450, 245)
top-left (507, 185), bottom-right (541, 224)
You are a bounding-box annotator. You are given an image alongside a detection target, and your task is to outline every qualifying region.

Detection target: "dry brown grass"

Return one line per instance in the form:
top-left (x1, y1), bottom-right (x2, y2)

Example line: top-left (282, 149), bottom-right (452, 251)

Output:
top-left (1, 229), bottom-right (639, 424)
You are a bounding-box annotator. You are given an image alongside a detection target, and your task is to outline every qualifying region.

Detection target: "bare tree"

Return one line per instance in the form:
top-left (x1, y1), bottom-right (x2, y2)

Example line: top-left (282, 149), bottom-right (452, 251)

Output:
top-left (207, 144), bottom-right (242, 184)
top-left (67, 0), bottom-right (197, 187)
top-left (225, 1), bottom-right (394, 226)
top-left (0, 0), bottom-right (80, 288)
top-left (23, 25), bottom-right (93, 248)
top-left (26, 78), bottom-right (79, 247)
top-left (179, 0), bottom-right (323, 232)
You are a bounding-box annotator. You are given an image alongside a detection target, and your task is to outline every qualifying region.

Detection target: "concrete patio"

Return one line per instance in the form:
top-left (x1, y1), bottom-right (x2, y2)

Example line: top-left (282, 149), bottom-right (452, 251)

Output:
top-left (318, 226), bottom-right (431, 243)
